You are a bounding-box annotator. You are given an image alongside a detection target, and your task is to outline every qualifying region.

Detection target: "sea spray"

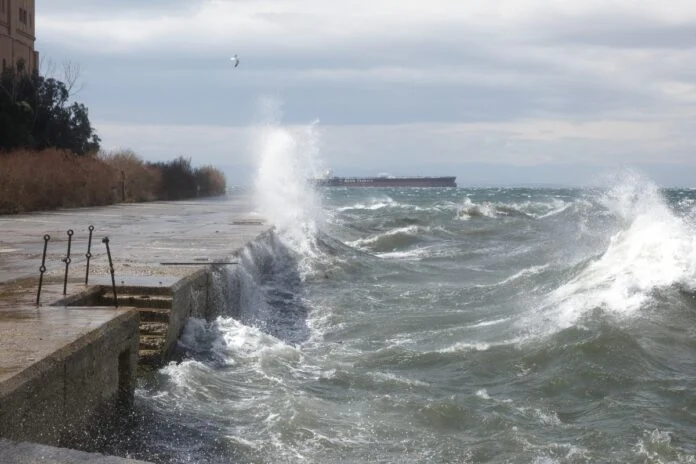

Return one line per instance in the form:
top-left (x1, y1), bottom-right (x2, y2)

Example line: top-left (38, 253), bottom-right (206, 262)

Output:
top-left (531, 172), bottom-right (696, 335)
top-left (195, 99), bottom-right (324, 352)
top-left (251, 98), bottom-right (325, 267)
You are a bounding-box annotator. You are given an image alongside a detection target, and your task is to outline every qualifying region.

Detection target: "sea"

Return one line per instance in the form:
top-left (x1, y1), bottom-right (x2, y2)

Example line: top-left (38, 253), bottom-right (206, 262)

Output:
top-left (101, 125), bottom-right (696, 463)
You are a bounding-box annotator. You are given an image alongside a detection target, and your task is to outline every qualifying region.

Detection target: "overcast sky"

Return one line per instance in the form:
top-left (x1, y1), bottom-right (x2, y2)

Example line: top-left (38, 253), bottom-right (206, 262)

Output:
top-left (38, 0), bottom-right (696, 186)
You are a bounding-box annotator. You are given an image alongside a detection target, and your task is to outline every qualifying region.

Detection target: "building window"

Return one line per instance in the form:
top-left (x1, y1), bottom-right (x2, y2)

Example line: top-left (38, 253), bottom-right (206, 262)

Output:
top-left (19, 7), bottom-right (27, 25)
top-left (2, 59), bottom-right (6, 71)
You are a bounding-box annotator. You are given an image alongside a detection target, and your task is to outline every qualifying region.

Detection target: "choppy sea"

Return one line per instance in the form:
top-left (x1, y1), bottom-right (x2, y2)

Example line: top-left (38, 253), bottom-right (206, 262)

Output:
top-left (100, 126), bottom-right (696, 463)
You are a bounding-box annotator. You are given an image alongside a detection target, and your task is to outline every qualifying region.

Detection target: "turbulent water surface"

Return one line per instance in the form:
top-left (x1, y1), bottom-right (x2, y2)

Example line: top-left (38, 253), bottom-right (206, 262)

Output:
top-left (100, 175), bottom-right (696, 464)
top-left (97, 124), bottom-right (696, 463)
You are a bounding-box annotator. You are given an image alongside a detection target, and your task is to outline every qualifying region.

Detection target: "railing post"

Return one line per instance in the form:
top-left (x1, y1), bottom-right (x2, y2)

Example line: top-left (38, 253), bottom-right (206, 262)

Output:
top-left (85, 225), bottom-right (94, 285)
top-left (102, 237), bottom-right (118, 307)
top-left (61, 229), bottom-right (74, 295)
top-left (36, 234), bottom-right (50, 306)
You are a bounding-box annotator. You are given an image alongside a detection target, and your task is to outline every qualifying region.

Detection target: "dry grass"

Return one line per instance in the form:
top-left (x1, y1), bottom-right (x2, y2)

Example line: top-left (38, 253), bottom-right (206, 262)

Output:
top-left (100, 150), bottom-right (162, 202)
top-left (0, 149), bottom-right (119, 214)
top-left (0, 149), bottom-right (227, 214)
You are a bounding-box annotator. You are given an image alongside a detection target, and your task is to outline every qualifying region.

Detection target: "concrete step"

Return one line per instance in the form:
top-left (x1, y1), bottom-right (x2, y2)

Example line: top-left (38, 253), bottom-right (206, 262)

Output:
top-left (138, 308), bottom-right (171, 323)
top-left (114, 285), bottom-right (172, 297)
top-left (137, 313), bottom-right (171, 370)
top-left (100, 294), bottom-right (172, 309)
top-left (139, 335), bottom-right (165, 351)
top-left (139, 321), bottom-right (168, 336)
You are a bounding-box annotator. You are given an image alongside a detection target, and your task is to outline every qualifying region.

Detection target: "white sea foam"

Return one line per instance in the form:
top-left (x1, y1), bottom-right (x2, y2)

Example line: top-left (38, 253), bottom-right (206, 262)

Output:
top-left (633, 429), bottom-right (694, 463)
top-left (530, 172), bottom-right (696, 334)
top-left (214, 316), bottom-right (292, 357)
top-left (368, 371), bottom-right (430, 388)
top-left (437, 341), bottom-right (491, 353)
top-left (347, 225), bottom-right (423, 249)
top-left (498, 264), bottom-right (550, 285)
top-left (536, 201), bottom-right (572, 219)
top-left (458, 197), bottom-right (572, 221)
top-left (337, 197), bottom-right (398, 212)
top-left (457, 197), bottom-right (499, 220)
top-left (376, 247), bottom-right (433, 260)
top-left (467, 317), bottom-right (512, 329)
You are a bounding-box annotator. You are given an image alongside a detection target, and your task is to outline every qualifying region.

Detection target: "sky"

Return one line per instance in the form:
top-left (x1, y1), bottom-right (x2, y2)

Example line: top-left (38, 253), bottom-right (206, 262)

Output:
top-left (37, 0), bottom-right (696, 187)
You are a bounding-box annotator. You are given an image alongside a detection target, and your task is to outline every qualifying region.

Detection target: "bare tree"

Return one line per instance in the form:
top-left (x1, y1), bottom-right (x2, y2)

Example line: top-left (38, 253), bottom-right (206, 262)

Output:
top-left (62, 59), bottom-right (85, 96)
top-left (39, 58), bottom-right (85, 96)
top-left (39, 55), bottom-right (56, 79)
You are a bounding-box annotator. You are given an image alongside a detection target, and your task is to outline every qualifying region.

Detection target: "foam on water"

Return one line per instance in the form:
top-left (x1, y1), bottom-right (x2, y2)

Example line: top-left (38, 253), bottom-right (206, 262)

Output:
top-left (458, 197), bottom-right (499, 220)
top-left (498, 264), bottom-right (550, 286)
top-left (347, 225), bottom-right (423, 249)
top-left (457, 197), bottom-right (571, 221)
top-left (336, 196), bottom-right (398, 212)
top-left (633, 429), bottom-right (694, 463)
top-left (531, 172), bottom-right (696, 334)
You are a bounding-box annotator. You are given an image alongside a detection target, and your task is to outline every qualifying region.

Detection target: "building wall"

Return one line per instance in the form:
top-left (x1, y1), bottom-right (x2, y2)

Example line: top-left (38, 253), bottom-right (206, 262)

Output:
top-left (0, 0), bottom-right (37, 73)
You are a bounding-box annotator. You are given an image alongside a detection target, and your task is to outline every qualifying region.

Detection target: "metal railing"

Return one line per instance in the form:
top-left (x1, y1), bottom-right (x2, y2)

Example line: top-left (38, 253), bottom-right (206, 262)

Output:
top-left (35, 225), bottom-right (118, 308)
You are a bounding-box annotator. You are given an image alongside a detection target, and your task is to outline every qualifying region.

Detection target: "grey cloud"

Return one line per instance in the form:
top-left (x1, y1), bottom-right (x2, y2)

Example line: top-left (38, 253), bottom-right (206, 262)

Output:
top-left (40, 0), bottom-right (200, 18)
top-left (39, 19), bottom-right (661, 128)
top-left (74, 73), bottom-right (628, 127)
top-left (528, 12), bottom-right (696, 50)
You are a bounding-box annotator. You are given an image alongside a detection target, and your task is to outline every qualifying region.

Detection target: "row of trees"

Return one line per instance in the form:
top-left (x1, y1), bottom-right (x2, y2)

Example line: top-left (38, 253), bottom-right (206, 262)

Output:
top-left (105, 151), bottom-right (227, 202)
top-left (0, 60), bottom-right (100, 155)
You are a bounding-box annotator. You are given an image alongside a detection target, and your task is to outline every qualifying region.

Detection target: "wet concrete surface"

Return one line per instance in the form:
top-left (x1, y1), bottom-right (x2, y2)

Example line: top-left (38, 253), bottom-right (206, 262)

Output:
top-left (0, 194), bottom-right (266, 286)
top-left (0, 303), bottom-right (136, 386)
top-left (0, 193), bottom-right (267, 384)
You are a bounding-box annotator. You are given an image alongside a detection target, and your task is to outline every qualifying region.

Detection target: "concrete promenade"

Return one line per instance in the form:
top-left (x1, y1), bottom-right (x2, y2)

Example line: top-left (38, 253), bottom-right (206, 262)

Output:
top-left (0, 194), bottom-right (268, 463)
top-left (0, 194), bottom-right (266, 286)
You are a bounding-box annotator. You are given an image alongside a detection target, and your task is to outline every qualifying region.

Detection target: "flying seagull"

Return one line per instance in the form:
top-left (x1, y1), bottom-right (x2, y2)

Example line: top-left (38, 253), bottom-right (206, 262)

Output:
top-left (230, 54), bottom-right (240, 68)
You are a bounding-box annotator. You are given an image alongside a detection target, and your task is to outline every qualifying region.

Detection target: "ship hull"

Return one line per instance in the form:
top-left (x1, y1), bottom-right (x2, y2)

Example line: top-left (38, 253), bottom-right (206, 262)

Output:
top-left (313, 176), bottom-right (457, 188)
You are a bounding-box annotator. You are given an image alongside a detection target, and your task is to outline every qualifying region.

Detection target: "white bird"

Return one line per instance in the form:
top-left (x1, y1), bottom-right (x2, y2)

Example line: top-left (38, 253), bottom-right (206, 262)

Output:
top-left (230, 54), bottom-right (240, 68)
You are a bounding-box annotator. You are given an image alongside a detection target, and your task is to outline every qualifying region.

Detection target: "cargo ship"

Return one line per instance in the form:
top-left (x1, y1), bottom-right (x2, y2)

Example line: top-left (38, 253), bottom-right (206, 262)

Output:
top-left (313, 175), bottom-right (457, 188)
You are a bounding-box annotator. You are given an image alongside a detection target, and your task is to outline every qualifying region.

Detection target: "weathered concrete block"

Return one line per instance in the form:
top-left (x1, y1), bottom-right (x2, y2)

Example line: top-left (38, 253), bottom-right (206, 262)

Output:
top-left (62, 313), bottom-right (139, 443)
top-left (0, 309), bottom-right (139, 448)
top-left (0, 358), bottom-right (66, 444)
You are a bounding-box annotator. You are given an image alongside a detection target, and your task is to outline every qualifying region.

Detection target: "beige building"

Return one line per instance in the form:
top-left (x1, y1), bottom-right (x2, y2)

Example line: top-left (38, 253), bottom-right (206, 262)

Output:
top-left (0, 0), bottom-right (38, 73)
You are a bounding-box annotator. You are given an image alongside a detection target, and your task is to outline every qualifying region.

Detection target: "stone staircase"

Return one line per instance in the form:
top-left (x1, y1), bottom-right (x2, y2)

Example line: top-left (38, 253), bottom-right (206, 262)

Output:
top-left (96, 288), bottom-right (173, 369)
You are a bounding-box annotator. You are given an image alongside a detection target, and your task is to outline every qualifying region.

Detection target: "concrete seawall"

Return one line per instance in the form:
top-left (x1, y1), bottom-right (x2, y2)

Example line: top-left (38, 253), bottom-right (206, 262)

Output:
top-left (0, 197), bottom-right (268, 462)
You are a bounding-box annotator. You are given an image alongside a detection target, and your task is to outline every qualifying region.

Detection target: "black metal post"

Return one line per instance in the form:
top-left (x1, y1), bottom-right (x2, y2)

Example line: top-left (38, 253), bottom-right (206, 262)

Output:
top-left (85, 225), bottom-right (94, 285)
top-left (36, 234), bottom-right (50, 306)
top-left (102, 237), bottom-right (118, 307)
top-left (62, 229), bottom-right (74, 295)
